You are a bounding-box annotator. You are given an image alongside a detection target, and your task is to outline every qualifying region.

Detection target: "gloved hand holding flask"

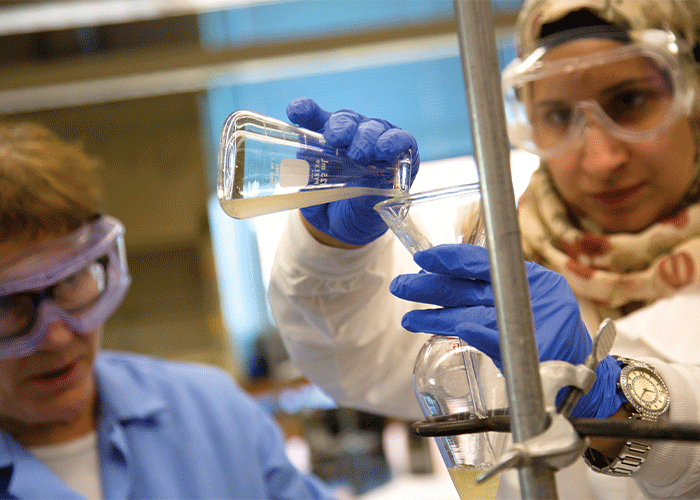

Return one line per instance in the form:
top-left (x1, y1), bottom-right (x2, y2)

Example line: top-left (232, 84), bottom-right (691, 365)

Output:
top-left (287, 97), bottom-right (420, 246)
top-left (389, 243), bottom-right (625, 420)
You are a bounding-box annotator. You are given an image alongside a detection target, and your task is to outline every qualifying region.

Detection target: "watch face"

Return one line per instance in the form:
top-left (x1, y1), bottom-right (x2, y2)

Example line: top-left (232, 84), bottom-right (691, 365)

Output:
top-left (621, 365), bottom-right (669, 414)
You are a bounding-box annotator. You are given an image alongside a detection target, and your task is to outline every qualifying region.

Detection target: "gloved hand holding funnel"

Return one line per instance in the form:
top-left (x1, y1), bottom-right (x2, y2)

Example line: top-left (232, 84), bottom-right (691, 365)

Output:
top-left (390, 243), bottom-right (625, 420)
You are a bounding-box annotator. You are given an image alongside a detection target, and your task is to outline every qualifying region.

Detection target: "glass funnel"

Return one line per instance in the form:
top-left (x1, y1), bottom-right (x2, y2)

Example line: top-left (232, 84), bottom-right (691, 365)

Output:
top-left (375, 184), bottom-right (508, 500)
top-left (374, 183), bottom-right (485, 254)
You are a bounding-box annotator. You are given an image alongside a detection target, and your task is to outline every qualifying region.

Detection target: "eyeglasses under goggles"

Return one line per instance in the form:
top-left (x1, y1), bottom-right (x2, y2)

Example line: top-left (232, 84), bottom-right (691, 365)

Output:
top-left (0, 215), bottom-right (131, 359)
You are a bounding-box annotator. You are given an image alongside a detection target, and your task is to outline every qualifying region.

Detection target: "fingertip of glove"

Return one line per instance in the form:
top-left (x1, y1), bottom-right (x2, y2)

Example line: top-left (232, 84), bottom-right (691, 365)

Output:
top-left (399, 314), bottom-right (415, 332)
top-left (345, 119), bottom-right (390, 162)
top-left (412, 244), bottom-right (461, 269)
top-left (389, 275), bottom-right (403, 294)
top-left (286, 97), bottom-right (313, 122)
top-left (286, 97), bottom-right (331, 130)
top-left (413, 245), bottom-right (494, 283)
top-left (375, 129), bottom-right (417, 161)
top-left (325, 111), bottom-right (361, 146)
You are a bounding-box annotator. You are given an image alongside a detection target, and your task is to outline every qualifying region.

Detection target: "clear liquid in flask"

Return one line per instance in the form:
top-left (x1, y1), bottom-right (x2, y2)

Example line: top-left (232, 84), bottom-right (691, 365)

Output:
top-left (217, 110), bottom-right (411, 219)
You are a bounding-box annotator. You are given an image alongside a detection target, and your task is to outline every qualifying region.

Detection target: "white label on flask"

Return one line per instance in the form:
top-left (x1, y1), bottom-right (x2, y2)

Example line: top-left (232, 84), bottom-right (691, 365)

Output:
top-left (280, 158), bottom-right (310, 187)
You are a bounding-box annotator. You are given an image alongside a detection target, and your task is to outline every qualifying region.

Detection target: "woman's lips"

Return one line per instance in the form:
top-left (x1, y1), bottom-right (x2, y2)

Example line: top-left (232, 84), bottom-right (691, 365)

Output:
top-left (590, 183), bottom-right (644, 205)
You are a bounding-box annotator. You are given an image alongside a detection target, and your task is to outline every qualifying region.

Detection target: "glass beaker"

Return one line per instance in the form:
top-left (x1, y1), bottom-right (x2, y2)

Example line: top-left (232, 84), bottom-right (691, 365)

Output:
top-left (217, 110), bottom-right (412, 219)
top-left (375, 184), bottom-right (508, 500)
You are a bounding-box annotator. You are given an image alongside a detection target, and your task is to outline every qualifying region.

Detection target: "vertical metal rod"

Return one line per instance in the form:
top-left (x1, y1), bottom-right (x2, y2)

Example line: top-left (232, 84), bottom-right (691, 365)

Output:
top-left (452, 1), bottom-right (558, 498)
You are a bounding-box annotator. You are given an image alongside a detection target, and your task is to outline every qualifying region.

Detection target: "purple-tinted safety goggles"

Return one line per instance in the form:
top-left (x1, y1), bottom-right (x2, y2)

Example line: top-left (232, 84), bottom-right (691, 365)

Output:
top-left (0, 215), bottom-right (131, 359)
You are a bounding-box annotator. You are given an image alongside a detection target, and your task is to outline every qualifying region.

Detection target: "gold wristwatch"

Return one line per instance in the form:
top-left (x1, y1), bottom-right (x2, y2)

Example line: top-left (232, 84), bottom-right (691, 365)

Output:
top-left (584, 357), bottom-right (670, 476)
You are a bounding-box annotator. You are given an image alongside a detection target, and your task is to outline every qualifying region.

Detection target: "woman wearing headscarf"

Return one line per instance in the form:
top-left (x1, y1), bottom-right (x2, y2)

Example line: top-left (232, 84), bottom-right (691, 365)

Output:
top-left (269, 0), bottom-right (700, 497)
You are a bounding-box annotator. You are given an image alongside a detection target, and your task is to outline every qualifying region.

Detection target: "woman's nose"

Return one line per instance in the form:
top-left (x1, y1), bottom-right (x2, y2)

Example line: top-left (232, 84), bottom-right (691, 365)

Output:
top-left (578, 122), bottom-right (628, 175)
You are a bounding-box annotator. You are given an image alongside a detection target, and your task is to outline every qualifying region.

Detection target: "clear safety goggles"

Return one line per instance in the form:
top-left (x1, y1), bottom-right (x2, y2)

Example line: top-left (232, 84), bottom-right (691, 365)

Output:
top-left (0, 215), bottom-right (131, 359)
top-left (502, 29), bottom-right (695, 158)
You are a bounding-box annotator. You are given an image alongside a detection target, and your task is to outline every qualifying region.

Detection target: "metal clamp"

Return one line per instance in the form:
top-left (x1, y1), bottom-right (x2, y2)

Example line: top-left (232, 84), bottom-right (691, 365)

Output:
top-left (477, 320), bottom-right (618, 483)
top-left (478, 360), bottom-right (593, 483)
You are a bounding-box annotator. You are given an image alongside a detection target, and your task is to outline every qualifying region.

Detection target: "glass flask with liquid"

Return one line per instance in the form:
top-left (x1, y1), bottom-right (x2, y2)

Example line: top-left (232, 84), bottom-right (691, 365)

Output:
top-left (217, 110), bottom-right (412, 219)
top-left (375, 185), bottom-right (507, 500)
top-left (413, 336), bottom-right (508, 500)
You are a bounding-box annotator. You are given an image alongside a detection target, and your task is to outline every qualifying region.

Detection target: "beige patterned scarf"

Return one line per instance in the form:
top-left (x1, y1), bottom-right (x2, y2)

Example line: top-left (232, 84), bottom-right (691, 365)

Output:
top-left (518, 168), bottom-right (700, 325)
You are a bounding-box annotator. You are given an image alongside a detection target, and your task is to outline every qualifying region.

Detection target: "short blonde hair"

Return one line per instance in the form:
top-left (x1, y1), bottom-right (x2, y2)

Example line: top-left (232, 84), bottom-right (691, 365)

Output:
top-left (0, 122), bottom-right (103, 243)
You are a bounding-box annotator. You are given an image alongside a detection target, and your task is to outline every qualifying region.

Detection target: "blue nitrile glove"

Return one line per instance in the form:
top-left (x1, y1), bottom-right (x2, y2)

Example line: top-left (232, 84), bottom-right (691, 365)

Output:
top-left (287, 97), bottom-right (420, 246)
top-left (389, 243), bottom-right (624, 420)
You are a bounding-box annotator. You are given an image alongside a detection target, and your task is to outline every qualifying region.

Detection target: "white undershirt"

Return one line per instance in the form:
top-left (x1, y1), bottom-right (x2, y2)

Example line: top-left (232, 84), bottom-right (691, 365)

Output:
top-left (30, 431), bottom-right (103, 500)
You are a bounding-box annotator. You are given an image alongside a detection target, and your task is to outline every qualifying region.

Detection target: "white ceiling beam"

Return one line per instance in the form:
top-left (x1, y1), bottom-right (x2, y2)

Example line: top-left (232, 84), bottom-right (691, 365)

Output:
top-left (0, 0), bottom-right (289, 36)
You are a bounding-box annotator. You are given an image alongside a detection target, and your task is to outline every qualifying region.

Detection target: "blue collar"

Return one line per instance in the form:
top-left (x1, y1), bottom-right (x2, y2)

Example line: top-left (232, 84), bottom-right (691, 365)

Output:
top-left (0, 429), bottom-right (90, 499)
top-left (93, 352), bottom-right (169, 423)
top-left (0, 352), bottom-right (170, 498)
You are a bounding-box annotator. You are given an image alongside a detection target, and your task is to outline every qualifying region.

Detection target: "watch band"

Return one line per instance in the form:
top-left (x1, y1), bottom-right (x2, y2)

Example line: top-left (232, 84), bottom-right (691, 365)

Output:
top-left (583, 413), bottom-right (652, 476)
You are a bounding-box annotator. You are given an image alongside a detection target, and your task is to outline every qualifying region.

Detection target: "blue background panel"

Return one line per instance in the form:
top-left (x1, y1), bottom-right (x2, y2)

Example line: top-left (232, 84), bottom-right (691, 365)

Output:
top-left (199, 1), bottom-right (458, 48)
top-left (202, 41), bottom-right (517, 190)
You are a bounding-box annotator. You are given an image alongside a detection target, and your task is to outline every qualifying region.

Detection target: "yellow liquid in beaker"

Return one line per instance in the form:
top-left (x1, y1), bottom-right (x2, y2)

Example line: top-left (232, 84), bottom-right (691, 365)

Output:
top-left (448, 465), bottom-right (500, 500)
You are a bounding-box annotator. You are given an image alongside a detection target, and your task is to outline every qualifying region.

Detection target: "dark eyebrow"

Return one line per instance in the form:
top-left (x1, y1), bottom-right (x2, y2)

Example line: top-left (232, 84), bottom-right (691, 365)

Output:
top-left (534, 75), bottom-right (663, 109)
top-left (534, 99), bottom-right (570, 109)
top-left (600, 76), bottom-right (663, 97)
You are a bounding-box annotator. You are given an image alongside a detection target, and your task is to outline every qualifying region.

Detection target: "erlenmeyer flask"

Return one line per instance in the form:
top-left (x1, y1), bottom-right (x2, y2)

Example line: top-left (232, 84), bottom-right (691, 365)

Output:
top-left (217, 110), bottom-right (412, 219)
top-left (414, 336), bottom-right (507, 500)
top-left (375, 184), bottom-right (508, 500)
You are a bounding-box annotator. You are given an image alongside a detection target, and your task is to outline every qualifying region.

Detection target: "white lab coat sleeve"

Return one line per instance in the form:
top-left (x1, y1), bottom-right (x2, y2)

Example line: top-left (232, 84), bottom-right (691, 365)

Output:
top-left (633, 360), bottom-right (700, 499)
top-left (268, 211), bottom-right (428, 421)
top-left (610, 288), bottom-right (700, 499)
